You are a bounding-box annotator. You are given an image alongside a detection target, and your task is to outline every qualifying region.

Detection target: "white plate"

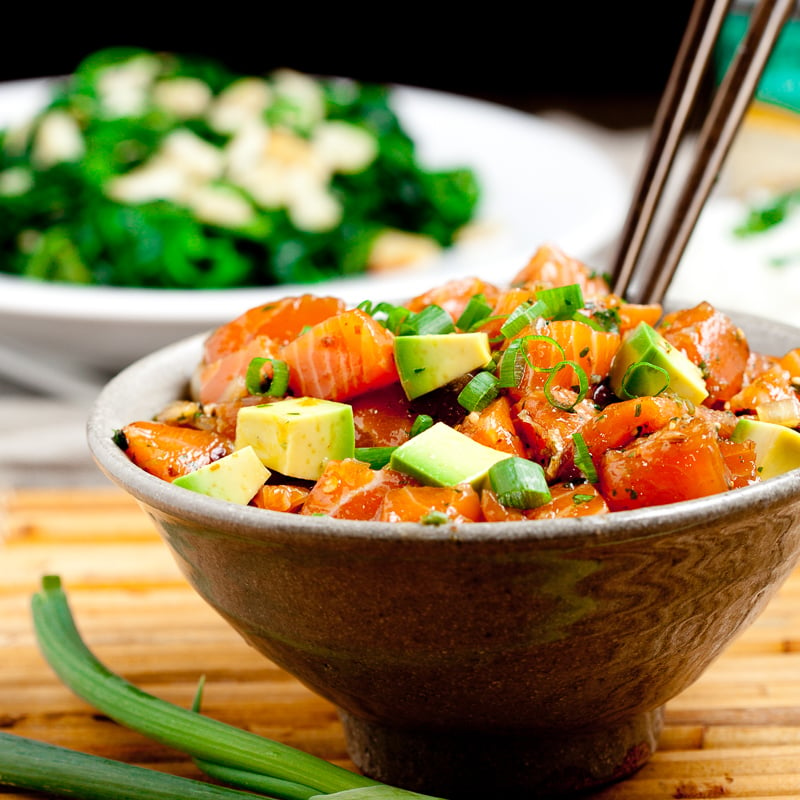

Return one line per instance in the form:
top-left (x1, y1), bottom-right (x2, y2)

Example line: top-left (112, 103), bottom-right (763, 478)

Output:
top-left (668, 195), bottom-right (800, 328)
top-left (0, 78), bottom-right (628, 374)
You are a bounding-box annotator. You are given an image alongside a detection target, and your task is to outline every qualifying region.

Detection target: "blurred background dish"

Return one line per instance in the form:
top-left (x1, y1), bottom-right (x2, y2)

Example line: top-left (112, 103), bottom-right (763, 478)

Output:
top-left (0, 76), bottom-right (628, 374)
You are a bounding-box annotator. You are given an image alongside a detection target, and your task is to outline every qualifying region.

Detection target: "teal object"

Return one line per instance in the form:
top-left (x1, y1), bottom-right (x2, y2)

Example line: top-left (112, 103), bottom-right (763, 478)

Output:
top-left (715, 10), bottom-right (800, 113)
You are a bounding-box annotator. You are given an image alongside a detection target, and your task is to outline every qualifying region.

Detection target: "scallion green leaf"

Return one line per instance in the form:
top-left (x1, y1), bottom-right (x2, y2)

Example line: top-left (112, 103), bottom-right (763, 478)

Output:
top-left (399, 304), bottom-right (455, 336)
top-left (543, 360), bottom-right (589, 410)
top-left (354, 446), bottom-right (397, 469)
top-left (455, 294), bottom-right (492, 331)
top-left (497, 339), bottom-right (527, 388)
top-left (619, 361), bottom-right (671, 399)
top-left (0, 731), bottom-right (274, 800)
top-left (29, 576), bottom-right (379, 797)
top-left (571, 432), bottom-right (598, 484)
top-left (358, 301), bottom-right (411, 334)
top-left (410, 414), bottom-right (434, 437)
top-left (245, 357), bottom-right (290, 397)
top-left (499, 301), bottom-right (542, 338)
top-left (457, 372), bottom-right (500, 413)
top-left (488, 457), bottom-right (551, 509)
top-left (534, 284), bottom-right (585, 320)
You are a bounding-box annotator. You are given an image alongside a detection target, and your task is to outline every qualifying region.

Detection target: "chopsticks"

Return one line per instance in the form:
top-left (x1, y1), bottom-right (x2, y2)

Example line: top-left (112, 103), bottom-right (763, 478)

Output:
top-left (609, 0), bottom-right (796, 305)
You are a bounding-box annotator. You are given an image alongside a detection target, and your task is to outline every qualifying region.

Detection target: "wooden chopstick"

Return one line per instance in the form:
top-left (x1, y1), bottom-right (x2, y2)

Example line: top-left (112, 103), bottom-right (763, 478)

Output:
top-left (610, 0), bottom-right (795, 305)
top-left (609, 0), bottom-right (731, 298)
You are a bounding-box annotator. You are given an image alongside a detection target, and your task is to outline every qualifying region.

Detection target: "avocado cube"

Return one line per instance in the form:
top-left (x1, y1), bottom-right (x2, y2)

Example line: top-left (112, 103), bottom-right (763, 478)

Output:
top-left (236, 397), bottom-right (355, 480)
top-left (389, 421), bottom-right (512, 488)
top-left (731, 418), bottom-right (800, 480)
top-left (609, 322), bottom-right (708, 404)
top-left (394, 332), bottom-right (492, 400)
top-left (172, 445), bottom-right (269, 504)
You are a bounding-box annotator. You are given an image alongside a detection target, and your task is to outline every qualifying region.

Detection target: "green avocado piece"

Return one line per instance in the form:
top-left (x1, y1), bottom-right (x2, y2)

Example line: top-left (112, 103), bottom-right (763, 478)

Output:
top-left (394, 332), bottom-right (492, 400)
top-left (609, 321), bottom-right (709, 404)
top-left (172, 445), bottom-right (270, 504)
top-left (389, 421), bottom-right (512, 488)
top-left (731, 418), bottom-right (800, 480)
top-left (235, 396), bottom-right (355, 480)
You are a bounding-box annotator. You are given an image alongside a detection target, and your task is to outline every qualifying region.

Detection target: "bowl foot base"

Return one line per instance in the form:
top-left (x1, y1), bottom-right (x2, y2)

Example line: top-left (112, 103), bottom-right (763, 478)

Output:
top-left (339, 706), bottom-right (663, 798)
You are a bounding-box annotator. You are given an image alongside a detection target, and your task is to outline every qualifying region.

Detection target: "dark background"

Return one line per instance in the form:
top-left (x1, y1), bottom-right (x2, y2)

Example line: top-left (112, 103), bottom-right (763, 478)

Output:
top-left (0, 3), bottom-right (701, 129)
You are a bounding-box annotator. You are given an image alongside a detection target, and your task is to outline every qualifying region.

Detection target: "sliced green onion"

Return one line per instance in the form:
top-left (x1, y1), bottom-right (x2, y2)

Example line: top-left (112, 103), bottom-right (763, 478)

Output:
top-left (420, 510), bottom-right (450, 525)
top-left (358, 300), bottom-right (411, 334)
top-left (572, 493), bottom-right (597, 505)
top-left (543, 360), bottom-right (589, 410)
top-left (354, 446), bottom-right (397, 469)
top-left (571, 432), bottom-right (598, 484)
top-left (498, 334), bottom-right (566, 387)
top-left (457, 371), bottom-right (500, 413)
top-left (410, 414), bottom-right (434, 437)
top-left (497, 340), bottom-right (527, 388)
top-left (578, 305), bottom-right (620, 333)
top-left (29, 576), bottom-right (381, 797)
top-left (499, 301), bottom-right (541, 338)
top-left (245, 357), bottom-right (289, 397)
top-left (619, 361), bottom-right (670, 399)
top-left (455, 293), bottom-right (493, 331)
top-left (399, 304), bottom-right (455, 336)
top-left (534, 284), bottom-right (585, 320)
top-left (488, 457), bottom-right (551, 509)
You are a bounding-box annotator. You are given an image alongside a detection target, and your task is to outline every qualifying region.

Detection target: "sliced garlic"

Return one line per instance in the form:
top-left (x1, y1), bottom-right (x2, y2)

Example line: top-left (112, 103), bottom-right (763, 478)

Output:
top-left (186, 184), bottom-right (255, 228)
top-left (106, 161), bottom-right (189, 204)
top-left (0, 166), bottom-right (33, 196)
top-left (270, 69), bottom-right (325, 130)
top-left (367, 229), bottom-right (442, 273)
top-left (96, 54), bottom-right (161, 118)
top-left (160, 128), bottom-right (224, 182)
top-left (312, 120), bottom-right (377, 173)
top-left (208, 77), bottom-right (272, 133)
top-left (32, 111), bottom-right (85, 168)
top-left (152, 77), bottom-right (213, 119)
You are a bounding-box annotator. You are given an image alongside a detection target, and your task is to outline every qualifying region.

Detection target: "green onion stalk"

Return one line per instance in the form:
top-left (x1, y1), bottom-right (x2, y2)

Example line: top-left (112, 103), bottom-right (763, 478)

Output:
top-left (0, 576), bottom-right (443, 800)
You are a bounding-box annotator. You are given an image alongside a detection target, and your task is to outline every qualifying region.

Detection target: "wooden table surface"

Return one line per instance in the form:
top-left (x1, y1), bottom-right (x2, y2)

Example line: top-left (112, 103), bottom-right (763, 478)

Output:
top-left (4, 487), bottom-right (800, 799)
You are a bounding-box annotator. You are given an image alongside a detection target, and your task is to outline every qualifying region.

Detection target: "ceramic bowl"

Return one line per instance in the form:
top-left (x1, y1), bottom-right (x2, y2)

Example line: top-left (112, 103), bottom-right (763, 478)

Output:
top-left (87, 309), bottom-right (800, 799)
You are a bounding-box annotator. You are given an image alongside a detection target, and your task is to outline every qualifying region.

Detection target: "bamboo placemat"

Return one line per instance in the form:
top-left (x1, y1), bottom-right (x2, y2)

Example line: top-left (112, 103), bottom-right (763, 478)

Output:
top-left (3, 487), bottom-right (800, 799)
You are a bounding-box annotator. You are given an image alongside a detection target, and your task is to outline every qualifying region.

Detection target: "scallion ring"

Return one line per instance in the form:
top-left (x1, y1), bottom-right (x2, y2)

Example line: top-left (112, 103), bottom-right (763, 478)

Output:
top-left (455, 293), bottom-right (493, 331)
top-left (534, 283), bottom-right (585, 320)
top-left (571, 432), bottom-right (599, 484)
top-left (488, 457), bottom-right (551, 509)
top-left (619, 361), bottom-right (671, 400)
top-left (497, 339), bottom-right (527, 388)
top-left (410, 414), bottom-right (434, 437)
top-left (399, 304), bottom-right (455, 336)
top-left (245, 357), bottom-right (289, 397)
top-left (457, 371), bottom-right (500, 413)
top-left (543, 360), bottom-right (589, 410)
top-left (354, 447), bottom-right (396, 469)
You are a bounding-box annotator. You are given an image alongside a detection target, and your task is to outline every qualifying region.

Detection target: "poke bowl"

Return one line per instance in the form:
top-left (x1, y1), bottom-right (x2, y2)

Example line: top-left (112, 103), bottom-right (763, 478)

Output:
top-left (87, 244), bottom-right (800, 798)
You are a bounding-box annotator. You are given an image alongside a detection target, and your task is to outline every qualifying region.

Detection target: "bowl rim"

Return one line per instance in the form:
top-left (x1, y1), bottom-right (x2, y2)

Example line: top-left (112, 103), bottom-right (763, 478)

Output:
top-left (86, 315), bottom-right (800, 548)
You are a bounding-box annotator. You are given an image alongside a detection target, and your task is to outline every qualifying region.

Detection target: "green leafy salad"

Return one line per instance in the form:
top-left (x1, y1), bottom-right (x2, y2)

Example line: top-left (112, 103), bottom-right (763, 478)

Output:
top-left (0, 48), bottom-right (480, 289)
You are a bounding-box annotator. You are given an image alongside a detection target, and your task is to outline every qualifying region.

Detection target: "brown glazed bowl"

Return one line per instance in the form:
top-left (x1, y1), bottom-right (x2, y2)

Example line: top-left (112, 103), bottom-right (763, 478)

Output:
top-left (87, 309), bottom-right (800, 799)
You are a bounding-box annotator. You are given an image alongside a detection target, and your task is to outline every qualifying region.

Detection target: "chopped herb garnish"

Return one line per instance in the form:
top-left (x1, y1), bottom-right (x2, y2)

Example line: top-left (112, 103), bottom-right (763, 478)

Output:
top-left (456, 293), bottom-right (493, 331)
top-left (410, 414), bottom-right (434, 437)
top-left (245, 357), bottom-right (289, 397)
top-left (571, 432), bottom-right (598, 484)
top-left (421, 510), bottom-right (450, 525)
top-left (458, 371), bottom-right (500, 413)
top-left (572, 493), bottom-right (596, 504)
